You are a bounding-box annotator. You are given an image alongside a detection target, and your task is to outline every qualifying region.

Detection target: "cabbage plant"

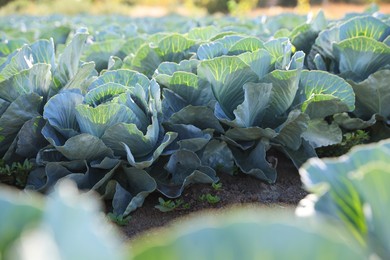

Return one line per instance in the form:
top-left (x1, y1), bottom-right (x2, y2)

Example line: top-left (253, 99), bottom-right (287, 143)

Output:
top-left (0, 181), bottom-right (126, 260)
top-left (309, 15), bottom-right (390, 82)
top-left (0, 29), bottom-right (96, 162)
top-left (38, 68), bottom-right (217, 216)
top-left (154, 60), bottom-right (232, 175)
top-left (37, 69), bottom-right (172, 215)
top-left (309, 15), bottom-right (390, 138)
top-left (195, 38), bottom-right (309, 183)
top-left (299, 138), bottom-right (390, 259)
top-left (123, 34), bottom-right (197, 78)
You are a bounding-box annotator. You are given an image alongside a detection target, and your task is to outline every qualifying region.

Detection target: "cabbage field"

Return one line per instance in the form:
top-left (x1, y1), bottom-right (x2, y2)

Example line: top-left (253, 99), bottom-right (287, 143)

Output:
top-left (0, 7), bottom-right (390, 259)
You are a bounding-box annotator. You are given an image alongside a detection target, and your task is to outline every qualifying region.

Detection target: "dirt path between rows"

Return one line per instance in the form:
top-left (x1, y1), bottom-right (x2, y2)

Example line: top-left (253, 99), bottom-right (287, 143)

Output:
top-left (119, 150), bottom-right (307, 239)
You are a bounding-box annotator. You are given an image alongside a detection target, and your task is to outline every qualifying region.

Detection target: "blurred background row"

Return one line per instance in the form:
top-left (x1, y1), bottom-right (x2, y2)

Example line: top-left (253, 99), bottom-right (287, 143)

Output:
top-left (0, 0), bottom-right (388, 16)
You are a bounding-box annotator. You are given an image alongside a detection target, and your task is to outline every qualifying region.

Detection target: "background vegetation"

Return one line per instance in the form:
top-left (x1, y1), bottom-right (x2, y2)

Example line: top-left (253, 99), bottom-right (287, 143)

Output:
top-left (0, 0), bottom-right (385, 15)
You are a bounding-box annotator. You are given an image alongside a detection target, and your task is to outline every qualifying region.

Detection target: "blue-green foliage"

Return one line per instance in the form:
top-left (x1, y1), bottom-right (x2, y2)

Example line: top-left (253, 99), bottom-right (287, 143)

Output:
top-left (0, 8), bottom-right (389, 216)
top-left (3, 139), bottom-right (390, 259)
top-left (308, 15), bottom-right (390, 138)
top-left (299, 138), bottom-right (390, 259)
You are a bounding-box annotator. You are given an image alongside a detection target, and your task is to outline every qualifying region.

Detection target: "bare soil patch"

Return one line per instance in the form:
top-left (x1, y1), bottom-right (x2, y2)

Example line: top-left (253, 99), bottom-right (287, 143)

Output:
top-left (119, 150), bottom-right (307, 239)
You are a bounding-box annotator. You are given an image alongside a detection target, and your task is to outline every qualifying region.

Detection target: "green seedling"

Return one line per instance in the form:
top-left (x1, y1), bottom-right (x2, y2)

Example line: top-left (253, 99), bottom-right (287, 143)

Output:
top-left (317, 130), bottom-right (370, 157)
top-left (0, 159), bottom-right (34, 188)
top-left (212, 182), bottom-right (223, 191)
top-left (199, 193), bottom-right (220, 204)
top-left (107, 213), bottom-right (131, 226)
top-left (155, 197), bottom-right (190, 212)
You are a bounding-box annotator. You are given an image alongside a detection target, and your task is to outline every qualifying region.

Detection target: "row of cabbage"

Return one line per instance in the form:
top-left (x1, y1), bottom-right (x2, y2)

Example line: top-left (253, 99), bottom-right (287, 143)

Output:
top-left (2, 138), bottom-right (390, 259)
top-left (0, 10), bottom-right (389, 217)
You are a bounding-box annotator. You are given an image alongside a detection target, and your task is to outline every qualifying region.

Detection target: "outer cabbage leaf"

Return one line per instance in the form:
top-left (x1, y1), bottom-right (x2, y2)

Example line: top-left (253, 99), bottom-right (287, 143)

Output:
top-left (24, 39), bottom-right (56, 70)
top-left (349, 69), bottom-right (390, 120)
top-left (150, 150), bottom-right (218, 198)
top-left (265, 13), bottom-right (307, 32)
top-left (338, 16), bottom-right (389, 42)
top-left (0, 93), bottom-right (42, 157)
top-left (38, 25), bottom-right (71, 46)
top-left (196, 42), bottom-right (226, 60)
top-left (273, 110), bottom-right (309, 150)
top-left (199, 140), bottom-right (235, 175)
top-left (34, 160), bottom-right (89, 192)
top-left (15, 116), bottom-right (48, 158)
top-left (214, 35), bottom-right (245, 50)
top-left (112, 166), bottom-right (157, 217)
top-left (106, 56), bottom-right (123, 71)
top-left (231, 140), bottom-right (277, 183)
top-left (290, 11), bottom-right (327, 56)
top-left (84, 39), bottom-right (126, 72)
top-left (118, 37), bottom-right (147, 59)
top-left (84, 83), bottom-right (128, 107)
top-left (187, 26), bottom-right (219, 41)
top-left (0, 98), bottom-right (9, 115)
top-left (53, 29), bottom-right (90, 89)
top-left (260, 69), bottom-right (302, 125)
top-left (313, 16), bottom-right (389, 62)
top-left (0, 45), bottom-right (33, 81)
top-left (123, 130), bottom-right (178, 169)
top-left (131, 212), bottom-right (363, 260)
top-left (75, 103), bottom-right (137, 138)
top-left (5, 181), bottom-right (125, 260)
top-left (0, 63), bottom-right (52, 102)
top-left (231, 82), bottom-right (272, 128)
top-left (0, 39), bottom-right (54, 82)
top-left (333, 37), bottom-right (390, 82)
top-left (238, 49), bottom-right (273, 79)
top-left (61, 62), bottom-right (97, 93)
top-left (27, 157), bottom-right (120, 193)
top-left (299, 139), bottom-right (390, 258)
top-left (197, 56), bottom-right (258, 120)
top-left (167, 106), bottom-right (224, 134)
top-left (43, 91), bottom-right (84, 139)
top-left (42, 124), bottom-right (114, 161)
top-left (163, 123), bottom-right (212, 153)
top-left (154, 60), bottom-right (199, 76)
top-left (296, 70), bottom-right (355, 119)
top-left (0, 39), bottom-right (28, 57)
top-left (333, 113), bottom-right (376, 131)
top-left (0, 186), bottom-right (43, 257)
top-left (278, 139), bottom-right (317, 169)
top-left (155, 71), bottom-right (214, 107)
top-left (227, 37), bottom-right (264, 55)
top-left (224, 127), bottom-right (277, 142)
top-left (101, 115), bottom-right (159, 156)
top-left (301, 119), bottom-right (343, 148)
top-left (263, 37), bottom-right (292, 69)
top-left (131, 34), bottom-right (196, 78)
top-left (88, 69), bottom-right (149, 92)
top-left (68, 159), bottom-right (121, 192)
top-left (161, 89), bottom-right (188, 121)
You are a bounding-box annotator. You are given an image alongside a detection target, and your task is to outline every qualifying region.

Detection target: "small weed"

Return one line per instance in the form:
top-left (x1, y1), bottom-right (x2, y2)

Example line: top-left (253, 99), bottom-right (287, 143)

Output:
top-left (155, 197), bottom-right (190, 212)
top-left (107, 213), bottom-right (131, 226)
top-left (316, 130), bottom-right (370, 157)
top-left (211, 182), bottom-right (223, 191)
top-left (0, 159), bottom-right (34, 188)
top-left (232, 166), bottom-right (240, 176)
top-left (199, 193), bottom-right (220, 204)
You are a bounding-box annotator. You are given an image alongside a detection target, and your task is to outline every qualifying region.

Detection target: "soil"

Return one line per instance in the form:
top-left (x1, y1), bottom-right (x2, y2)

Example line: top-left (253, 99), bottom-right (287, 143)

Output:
top-left (119, 150), bottom-right (308, 240)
